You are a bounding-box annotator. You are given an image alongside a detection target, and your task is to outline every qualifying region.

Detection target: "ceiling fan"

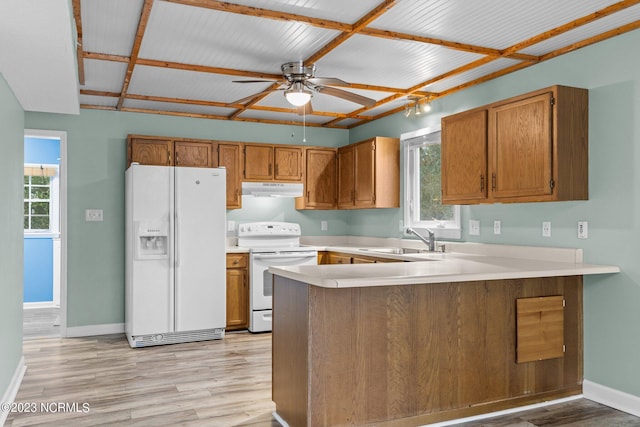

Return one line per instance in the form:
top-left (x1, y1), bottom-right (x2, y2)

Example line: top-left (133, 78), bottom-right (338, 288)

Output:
top-left (230, 62), bottom-right (376, 115)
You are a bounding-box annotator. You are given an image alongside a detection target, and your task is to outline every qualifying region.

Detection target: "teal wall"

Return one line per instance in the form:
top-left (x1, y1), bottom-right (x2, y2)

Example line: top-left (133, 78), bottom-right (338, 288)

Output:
top-left (0, 74), bottom-right (25, 400)
top-left (24, 110), bottom-right (349, 327)
top-left (352, 30), bottom-right (640, 397)
top-left (20, 28), bottom-right (640, 399)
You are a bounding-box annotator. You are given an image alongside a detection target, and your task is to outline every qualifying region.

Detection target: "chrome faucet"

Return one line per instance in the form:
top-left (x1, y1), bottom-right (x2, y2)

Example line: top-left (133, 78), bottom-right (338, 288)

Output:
top-left (406, 227), bottom-right (435, 252)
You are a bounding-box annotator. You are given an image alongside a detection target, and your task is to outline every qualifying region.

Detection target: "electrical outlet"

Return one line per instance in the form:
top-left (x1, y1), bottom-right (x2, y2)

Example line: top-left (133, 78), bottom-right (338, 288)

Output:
top-left (321, 220), bottom-right (328, 231)
top-left (578, 221), bottom-right (588, 239)
top-left (469, 219), bottom-right (480, 236)
top-left (542, 221), bottom-right (551, 237)
top-left (399, 220), bottom-right (404, 233)
top-left (227, 220), bottom-right (236, 232)
top-left (85, 209), bottom-right (103, 222)
top-left (493, 220), bottom-right (501, 235)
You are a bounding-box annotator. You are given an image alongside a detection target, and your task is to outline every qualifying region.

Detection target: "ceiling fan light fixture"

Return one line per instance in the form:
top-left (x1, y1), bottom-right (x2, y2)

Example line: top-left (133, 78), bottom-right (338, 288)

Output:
top-left (285, 82), bottom-right (312, 106)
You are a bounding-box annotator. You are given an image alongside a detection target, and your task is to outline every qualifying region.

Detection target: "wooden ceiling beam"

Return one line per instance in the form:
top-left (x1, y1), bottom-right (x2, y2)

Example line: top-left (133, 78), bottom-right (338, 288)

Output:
top-left (164, 0), bottom-right (352, 32)
top-left (501, 0), bottom-right (640, 57)
top-left (304, 0), bottom-right (396, 65)
top-left (539, 19), bottom-right (640, 61)
top-left (360, 28), bottom-right (538, 62)
top-left (116, 0), bottom-right (154, 110)
top-left (228, 0), bottom-right (397, 119)
top-left (72, 0), bottom-right (85, 85)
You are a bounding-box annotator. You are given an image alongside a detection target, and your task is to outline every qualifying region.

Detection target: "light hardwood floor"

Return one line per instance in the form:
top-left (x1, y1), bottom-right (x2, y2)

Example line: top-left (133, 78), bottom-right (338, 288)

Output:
top-left (6, 332), bottom-right (640, 426)
top-left (22, 307), bottom-right (60, 340)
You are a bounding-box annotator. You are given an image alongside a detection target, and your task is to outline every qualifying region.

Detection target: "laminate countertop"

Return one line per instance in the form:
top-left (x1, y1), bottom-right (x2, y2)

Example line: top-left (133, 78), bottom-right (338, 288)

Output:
top-left (268, 249), bottom-right (620, 288)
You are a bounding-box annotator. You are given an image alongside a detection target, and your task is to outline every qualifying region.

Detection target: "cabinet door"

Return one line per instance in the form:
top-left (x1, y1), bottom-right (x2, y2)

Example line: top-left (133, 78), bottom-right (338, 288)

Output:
top-left (174, 141), bottom-right (213, 167)
top-left (274, 146), bottom-right (303, 181)
top-left (226, 268), bottom-right (249, 330)
top-left (337, 145), bottom-right (355, 209)
top-left (490, 92), bottom-right (553, 199)
top-left (244, 144), bottom-right (274, 180)
top-left (218, 144), bottom-right (242, 209)
top-left (129, 138), bottom-right (173, 166)
top-left (304, 148), bottom-right (337, 209)
top-left (328, 253), bottom-right (352, 264)
top-left (441, 110), bottom-right (488, 204)
top-left (354, 140), bottom-right (376, 208)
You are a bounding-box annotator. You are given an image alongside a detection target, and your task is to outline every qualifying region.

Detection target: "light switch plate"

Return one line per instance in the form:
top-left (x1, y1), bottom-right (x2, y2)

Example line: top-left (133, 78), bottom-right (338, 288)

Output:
top-left (85, 209), bottom-right (103, 222)
top-left (493, 220), bottom-right (501, 235)
top-left (321, 220), bottom-right (328, 231)
top-left (469, 220), bottom-right (480, 236)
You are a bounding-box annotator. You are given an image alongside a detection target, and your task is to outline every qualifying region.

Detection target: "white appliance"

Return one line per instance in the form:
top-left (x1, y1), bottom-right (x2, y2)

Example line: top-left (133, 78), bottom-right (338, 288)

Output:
top-left (237, 222), bottom-right (317, 332)
top-left (125, 164), bottom-right (226, 348)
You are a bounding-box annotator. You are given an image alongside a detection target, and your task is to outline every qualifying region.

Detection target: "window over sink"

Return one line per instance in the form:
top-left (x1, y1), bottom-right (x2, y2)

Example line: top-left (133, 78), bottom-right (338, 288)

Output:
top-left (402, 127), bottom-right (461, 239)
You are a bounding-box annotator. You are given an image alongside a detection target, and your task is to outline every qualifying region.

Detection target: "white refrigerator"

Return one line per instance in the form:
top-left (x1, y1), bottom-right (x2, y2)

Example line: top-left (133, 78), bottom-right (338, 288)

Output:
top-left (125, 164), bottom-right (226, 348)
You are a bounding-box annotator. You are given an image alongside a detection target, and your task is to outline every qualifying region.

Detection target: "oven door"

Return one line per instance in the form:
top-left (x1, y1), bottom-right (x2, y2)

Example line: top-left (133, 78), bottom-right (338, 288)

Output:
top-left (250, 250), bottom-right (318, 311)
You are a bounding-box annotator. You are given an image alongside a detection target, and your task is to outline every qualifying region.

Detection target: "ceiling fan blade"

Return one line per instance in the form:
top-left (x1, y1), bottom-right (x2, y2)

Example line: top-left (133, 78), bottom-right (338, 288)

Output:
top-left (296, 101), bottom-right (313, 116)
top-left (232, 79), bottom-right (283, 83)
top-left (315, 86), bottom-right (376, 106)
top-left (307, 77), bottom-right (349, 86)
top-left (229, 88), bottom-right (283, 105)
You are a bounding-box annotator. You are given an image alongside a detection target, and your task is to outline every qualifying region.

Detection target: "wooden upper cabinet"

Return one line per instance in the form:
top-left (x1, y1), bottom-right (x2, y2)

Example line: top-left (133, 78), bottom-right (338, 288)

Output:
top-left (274, 146), bottom-right (303, 181)
top-left (337, 144), bottom-right (356, 209)
top-left (243, 144), bottom-right (303, 182)
top-left (441, 110), bottom-right (488, 204)
top-left (354, 141), bottom-right (375, 208)
top-left (127, 135), bottom-right (216, 168)
top-left (218, 143), bottom-right (242, 209)
top-left (296, 147), bottom-right (337, 210)
top-left (244, 144), bottom-right (273, 180)
top-left (338, 137), bottom-right (400, 209)
top-left (128, 137), bottom-right (172, 167)
top-left (174, 141), bottom-right (216, 168)
top-left (441, 85), bottom-right (588, 204)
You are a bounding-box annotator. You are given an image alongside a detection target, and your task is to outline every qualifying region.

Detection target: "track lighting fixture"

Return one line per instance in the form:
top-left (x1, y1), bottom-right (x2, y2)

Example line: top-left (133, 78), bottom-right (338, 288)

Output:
top-left (404, 95), bottom-right (433, 118)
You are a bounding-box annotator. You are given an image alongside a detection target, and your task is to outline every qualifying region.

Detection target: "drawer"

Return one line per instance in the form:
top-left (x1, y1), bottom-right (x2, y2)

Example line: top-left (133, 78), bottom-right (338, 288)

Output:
top-left (226, 253), bottom-right (248, 268)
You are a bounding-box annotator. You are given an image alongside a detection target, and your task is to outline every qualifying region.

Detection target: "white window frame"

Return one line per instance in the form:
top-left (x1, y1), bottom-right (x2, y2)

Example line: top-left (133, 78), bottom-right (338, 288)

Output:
top-left (402, 127), bottom-right (461, 240)
top-left (24, 163), bottom-right (60, 235)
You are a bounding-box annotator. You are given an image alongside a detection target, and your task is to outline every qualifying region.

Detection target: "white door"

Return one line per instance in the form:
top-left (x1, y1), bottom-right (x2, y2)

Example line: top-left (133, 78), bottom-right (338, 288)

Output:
top-left (174, 167), bottom-right (226, 332)
top-left (128, 165), bottom-right (173, 336)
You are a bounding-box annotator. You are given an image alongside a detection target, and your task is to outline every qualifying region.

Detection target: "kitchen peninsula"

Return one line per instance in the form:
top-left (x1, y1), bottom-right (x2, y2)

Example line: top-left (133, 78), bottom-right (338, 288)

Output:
top-left (269, 246), bottom-right (619, 427)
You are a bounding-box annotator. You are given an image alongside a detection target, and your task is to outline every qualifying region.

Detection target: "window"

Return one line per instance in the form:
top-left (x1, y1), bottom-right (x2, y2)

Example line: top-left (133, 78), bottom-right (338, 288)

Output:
top-left (24, 165), bottom-right (59, 232)
top-left (402, 128), bottom-right (461, 239)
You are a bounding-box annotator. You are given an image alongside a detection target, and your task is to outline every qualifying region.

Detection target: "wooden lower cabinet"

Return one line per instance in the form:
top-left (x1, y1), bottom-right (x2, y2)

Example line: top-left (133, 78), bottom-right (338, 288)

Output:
top-left (325, 251), bottom-right (402, 264)
top-left (273, 275), bottom-right (583, 426)
top-left (225, 253), bottom-right (249, 331)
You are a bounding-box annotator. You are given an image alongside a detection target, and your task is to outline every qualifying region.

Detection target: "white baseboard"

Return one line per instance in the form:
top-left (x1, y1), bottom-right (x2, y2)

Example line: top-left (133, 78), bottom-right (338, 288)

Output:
top-left (1, 356), bottom-right (26, 427)
top-left (64, 323), bottom-right (124, 338)
top-left (583, 379), bottom-right (640, 417)
top-left (23, 302), bottom-right (57, 309)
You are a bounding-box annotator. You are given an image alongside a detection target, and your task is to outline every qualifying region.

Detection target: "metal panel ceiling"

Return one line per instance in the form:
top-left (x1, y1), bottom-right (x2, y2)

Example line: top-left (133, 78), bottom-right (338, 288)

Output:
top-left (370, 0), bottom-right (623, 49)
top-left (223, 0), bottom-right (382, 23)
top-left (82, 0), bottom-right (144, 56)
top-left (520, 3), bottom-right (640, 56)
top-left (80, 59), bottom-right (128, 92)
top-left (74, 0), bottom-right (640, 129)
top-left (140, 1), bottom-right (339, 70)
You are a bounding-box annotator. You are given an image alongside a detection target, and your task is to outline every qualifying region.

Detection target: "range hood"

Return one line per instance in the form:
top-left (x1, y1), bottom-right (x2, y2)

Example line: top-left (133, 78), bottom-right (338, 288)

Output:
top-left (241, 182), bottom-right (303, 197)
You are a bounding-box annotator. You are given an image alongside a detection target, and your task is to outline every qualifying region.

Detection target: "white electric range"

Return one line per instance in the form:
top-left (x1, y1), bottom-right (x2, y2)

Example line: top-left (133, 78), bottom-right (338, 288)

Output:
top-left (237, 222), bottom-right (317, 332)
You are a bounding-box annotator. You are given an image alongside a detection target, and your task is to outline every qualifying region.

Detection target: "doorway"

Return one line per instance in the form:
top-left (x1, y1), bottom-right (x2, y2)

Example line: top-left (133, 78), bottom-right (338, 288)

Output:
top-left (23, 129), bottom-right (67, 339)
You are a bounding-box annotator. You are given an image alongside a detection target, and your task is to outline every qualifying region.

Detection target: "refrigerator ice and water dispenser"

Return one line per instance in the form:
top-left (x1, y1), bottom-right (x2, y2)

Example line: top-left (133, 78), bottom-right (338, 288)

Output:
top-left (135, 221), bottom-right (168, 259)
